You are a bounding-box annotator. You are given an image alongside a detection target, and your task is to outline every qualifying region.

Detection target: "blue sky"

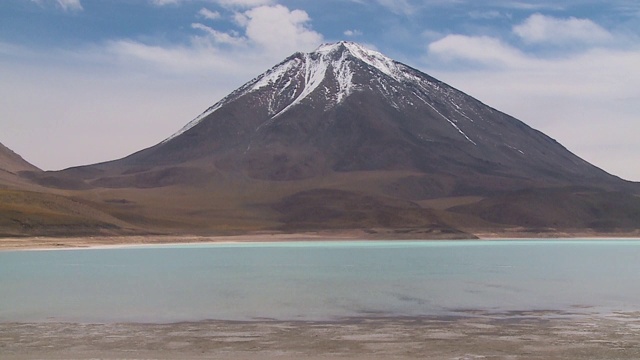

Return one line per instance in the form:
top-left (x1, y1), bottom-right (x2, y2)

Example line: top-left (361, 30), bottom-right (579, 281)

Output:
top-left (1, 0), bottom-right (639, 180)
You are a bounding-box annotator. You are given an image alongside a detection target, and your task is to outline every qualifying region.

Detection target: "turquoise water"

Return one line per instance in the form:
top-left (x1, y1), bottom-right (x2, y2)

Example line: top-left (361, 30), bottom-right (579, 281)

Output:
top-left (1, 240), bottom-right (640, 323)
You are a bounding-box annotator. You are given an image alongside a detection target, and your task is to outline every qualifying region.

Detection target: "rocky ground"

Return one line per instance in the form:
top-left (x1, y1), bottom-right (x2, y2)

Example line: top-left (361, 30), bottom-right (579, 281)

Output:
top-left (2, 311), bottom-right (640, 359)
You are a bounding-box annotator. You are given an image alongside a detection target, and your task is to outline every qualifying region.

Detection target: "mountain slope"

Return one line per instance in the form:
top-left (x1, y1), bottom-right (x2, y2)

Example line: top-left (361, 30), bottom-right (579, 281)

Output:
top-left (0, 141), bottom-right (40, 188)
top-left (0, 141), bottom-right (39, 174)
top-left (30, 41), bottom-right (639, 236)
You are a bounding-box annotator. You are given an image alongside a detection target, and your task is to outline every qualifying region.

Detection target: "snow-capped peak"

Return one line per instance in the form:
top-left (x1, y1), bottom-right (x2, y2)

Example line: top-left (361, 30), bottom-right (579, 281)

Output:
top-left (245, 41), bottom-right (423, 118)
top-left (182, 41), bottom-right (382, 124)
top-left (323, 42), bottom-right (406, 80)
top-left (162, 42), bottom-right (446, 144)
top-left (239, 42), bottom-right (416, 105)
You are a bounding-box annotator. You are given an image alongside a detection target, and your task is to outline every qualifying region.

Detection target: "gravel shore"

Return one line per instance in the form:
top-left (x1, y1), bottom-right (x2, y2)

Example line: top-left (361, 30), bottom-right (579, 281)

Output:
top-left (3, 311), bottom-right (640, 359)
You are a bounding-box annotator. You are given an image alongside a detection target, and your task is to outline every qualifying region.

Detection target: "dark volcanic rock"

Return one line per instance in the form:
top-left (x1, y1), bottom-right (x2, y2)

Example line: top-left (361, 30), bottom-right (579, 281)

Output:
top-left (77, 41), bottom-right (623, 193)
top-left (451, 187), bottom-right (640, 231)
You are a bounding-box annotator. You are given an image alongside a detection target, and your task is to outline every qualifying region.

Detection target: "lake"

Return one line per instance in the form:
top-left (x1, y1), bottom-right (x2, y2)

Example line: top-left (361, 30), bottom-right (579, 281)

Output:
top-left (1, 240), bottom-right (639, 323)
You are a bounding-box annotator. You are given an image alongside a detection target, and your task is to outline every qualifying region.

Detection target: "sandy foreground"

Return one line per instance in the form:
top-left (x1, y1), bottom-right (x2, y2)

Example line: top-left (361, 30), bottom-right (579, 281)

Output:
top-left (0, 232), bottom-right (372, 251)
top-left (2, 230), bottom-right (640, 251)
top-left (2, 311), bottom-right (640, 360)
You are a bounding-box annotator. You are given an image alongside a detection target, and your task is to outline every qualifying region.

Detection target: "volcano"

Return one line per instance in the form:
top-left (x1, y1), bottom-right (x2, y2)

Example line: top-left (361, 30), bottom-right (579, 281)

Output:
top-left (27, 41), bottom-right (640, 237)
top-left (90, 42), bottom-right (615, 186)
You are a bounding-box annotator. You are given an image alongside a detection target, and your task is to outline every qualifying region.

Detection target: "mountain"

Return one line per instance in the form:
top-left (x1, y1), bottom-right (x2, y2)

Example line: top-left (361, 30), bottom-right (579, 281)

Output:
top-left (27, 41), bottom-right (640, 237)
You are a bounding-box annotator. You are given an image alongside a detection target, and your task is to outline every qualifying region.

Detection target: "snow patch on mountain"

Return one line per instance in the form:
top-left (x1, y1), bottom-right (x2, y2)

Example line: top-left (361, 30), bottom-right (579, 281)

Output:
top-left (341, 42), bottom-right (406, 82)
top-left (251, 57), bottom-right (302, 91)
top-left (161, 100), bottom-right (225, 144)
top-left (162, 41), bottom-right (477, 144)
top-left (265, 43), bottom-right (361, 118)
top-left (270, 52), bottom-right (331, 118)
top-left (333, 50), bottom-right (355, 103)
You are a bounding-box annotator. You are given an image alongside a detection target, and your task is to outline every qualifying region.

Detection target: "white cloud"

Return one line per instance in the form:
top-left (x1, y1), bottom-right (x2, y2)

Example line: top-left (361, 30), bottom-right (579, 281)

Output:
top-left (191, 23), bottom-right (244, 45)
top-left (374, 0), bottom-right (414, 15)
top-left (198, 7), bottom-right (221, 20)
top-left (106, 4), bottom-right (322, 74)
top-left (428, 35), bottom-right (528, 67)
top-left (105, 38), bottom-right (246, 75)
top-left (57, 0), bottom-right (82, 12)
top-left (239, 5), bottom-right (322, 54)
top-left (31, 0), bottom-right (83, 12)
top-left (344, 29), bottom-right (363, 37)
top-left (513, 13), bottom-right (613, 45)
top-left (149, 0), bottom-right (181, 6)
top-left (214, 0), bottom-right (274, 8)
top-left (194, 5), bottom-right (323, 57)
top-left (150, 0), bottom-right (272, 6)
top-left (496, 1), bottom-right (564, 11)
top-left (233, 11), bottom-right (250, 26)
top-left (468, 10), bottom-right (510, 20)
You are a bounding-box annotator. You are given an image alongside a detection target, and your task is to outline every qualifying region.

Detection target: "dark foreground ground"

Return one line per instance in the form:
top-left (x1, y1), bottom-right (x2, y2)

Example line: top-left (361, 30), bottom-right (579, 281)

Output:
top-left (2, 311), bottom-right (640, 360)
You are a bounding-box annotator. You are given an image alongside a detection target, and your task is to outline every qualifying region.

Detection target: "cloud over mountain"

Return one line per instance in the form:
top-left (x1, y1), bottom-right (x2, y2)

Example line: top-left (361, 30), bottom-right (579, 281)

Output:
top-left (513, 13), bottom-right (613, 45)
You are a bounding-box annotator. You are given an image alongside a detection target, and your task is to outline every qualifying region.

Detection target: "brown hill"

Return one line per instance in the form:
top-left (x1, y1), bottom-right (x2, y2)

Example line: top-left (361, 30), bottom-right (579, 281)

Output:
top-left (0, 141), bottom-right (39, 174)
top-left (0, 141), bottom-right (142, 237)
top-left (0, 189), bottom-right (141, 237)
top-left (0, 141), bottom-right (41, 189)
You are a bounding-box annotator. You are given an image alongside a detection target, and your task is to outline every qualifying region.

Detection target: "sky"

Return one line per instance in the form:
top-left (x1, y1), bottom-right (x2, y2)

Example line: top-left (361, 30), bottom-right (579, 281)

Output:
top-left (1, 0), bottom-right (639, 181)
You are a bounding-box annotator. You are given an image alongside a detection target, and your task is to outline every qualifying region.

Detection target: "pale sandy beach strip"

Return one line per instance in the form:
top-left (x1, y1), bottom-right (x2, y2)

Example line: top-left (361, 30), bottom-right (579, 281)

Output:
top-left (0, 232), bottom-right (367, 251)
top-left (2, 231), bottom-right (640, 252)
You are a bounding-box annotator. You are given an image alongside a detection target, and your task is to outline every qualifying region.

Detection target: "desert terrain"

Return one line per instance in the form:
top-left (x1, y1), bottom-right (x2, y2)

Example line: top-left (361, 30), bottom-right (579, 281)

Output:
top-left (2, 311), bottom-right (640, 360)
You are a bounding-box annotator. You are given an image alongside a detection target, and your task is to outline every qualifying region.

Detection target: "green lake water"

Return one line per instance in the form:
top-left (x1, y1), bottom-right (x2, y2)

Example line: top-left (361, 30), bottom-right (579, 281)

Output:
top-left (1, 240), bottom-right (639, 323)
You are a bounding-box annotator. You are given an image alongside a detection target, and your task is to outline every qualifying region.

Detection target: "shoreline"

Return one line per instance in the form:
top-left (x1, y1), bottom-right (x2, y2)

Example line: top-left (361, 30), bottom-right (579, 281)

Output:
top-left (2, 231), bottom-right (640, 251)
top-left (0, 231), bottom-right (366, 252)
top-left (2, 311), bottom-right (639, 359)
